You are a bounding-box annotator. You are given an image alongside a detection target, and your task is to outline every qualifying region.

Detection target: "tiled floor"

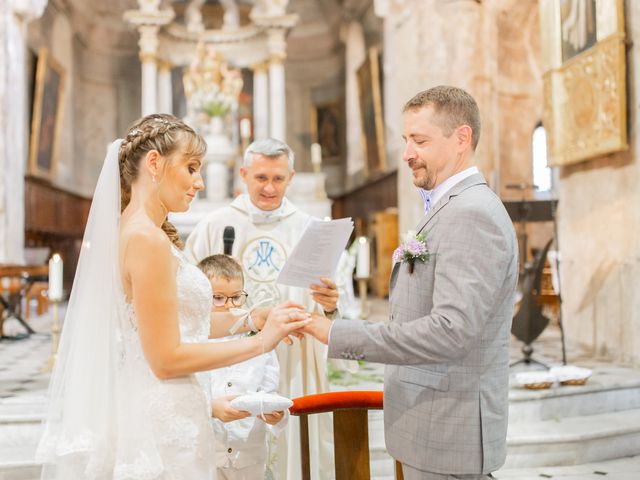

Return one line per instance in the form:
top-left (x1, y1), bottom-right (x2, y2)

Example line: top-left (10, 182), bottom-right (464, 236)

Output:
top-left (0, 311), bottom-right (56, 399)
top-left (494, 455), bottom-right (640, 479)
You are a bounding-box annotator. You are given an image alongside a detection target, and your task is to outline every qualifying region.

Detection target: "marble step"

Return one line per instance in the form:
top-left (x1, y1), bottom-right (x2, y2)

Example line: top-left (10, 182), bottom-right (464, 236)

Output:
top-left (0, 465), bottom-right (41, 480)
top-left (504, 407), bottom-right (640, 468)
top-left (0, 423), bottom-right (42, 463)
top-left (508, 367), bottom-right (640, 423)
top-left (0, 396), bottom-right (46, 479)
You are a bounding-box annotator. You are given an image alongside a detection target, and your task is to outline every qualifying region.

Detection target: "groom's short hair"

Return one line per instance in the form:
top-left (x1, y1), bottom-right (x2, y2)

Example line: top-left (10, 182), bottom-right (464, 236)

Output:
top-left (198, 254), bottom-right (244, 282)
top-left (403, 86), bottom-right (481, 150)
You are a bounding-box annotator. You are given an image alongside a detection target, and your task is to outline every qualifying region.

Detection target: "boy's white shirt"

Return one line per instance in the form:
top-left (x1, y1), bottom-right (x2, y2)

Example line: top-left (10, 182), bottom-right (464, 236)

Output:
top-left (210, 334), bottom-right (288, 470)
top-left (185, 194), bottom-right (336, 479)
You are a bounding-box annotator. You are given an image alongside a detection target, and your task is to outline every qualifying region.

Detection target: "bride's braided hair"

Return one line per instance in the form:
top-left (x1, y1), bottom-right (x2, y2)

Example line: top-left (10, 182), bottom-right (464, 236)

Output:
top-left (119, 113), bottom-right (206, 249)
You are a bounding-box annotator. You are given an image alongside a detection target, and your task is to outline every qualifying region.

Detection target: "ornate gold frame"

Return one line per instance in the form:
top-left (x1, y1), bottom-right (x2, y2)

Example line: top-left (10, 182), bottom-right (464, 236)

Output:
top-left (356, 47), bottom-right (387, 176)
top-left (540, 0), bottom-right (627, 166)
top-left (29, 48), bottom-right (66, 181)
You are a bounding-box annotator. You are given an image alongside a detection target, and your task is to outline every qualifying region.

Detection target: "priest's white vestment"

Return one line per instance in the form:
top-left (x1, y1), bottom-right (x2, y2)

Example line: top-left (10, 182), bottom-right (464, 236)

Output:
top-left (184, 195), bottom-right (333, 480)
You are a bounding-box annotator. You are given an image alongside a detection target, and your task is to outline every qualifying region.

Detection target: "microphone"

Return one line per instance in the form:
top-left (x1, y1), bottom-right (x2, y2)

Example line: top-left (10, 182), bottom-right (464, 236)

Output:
top-left (223, 226), bottom-right (235, 255)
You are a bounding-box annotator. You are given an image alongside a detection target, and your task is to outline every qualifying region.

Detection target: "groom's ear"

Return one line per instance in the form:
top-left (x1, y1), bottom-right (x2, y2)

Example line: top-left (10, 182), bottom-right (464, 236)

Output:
top-left (455, 125), bottom-right (473, 152)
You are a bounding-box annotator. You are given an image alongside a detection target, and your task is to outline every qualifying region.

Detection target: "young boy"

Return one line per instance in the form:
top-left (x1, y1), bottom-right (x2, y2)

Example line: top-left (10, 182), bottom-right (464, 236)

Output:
top-left (198, 254), bottom-right (287, 480)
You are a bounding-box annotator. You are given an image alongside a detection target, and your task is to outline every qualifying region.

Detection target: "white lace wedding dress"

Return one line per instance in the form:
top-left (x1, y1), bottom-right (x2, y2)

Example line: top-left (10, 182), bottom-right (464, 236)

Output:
top-left (39, 246), bottom-right (217, 480)
top-left (115, 245), bottom-right (216, 479)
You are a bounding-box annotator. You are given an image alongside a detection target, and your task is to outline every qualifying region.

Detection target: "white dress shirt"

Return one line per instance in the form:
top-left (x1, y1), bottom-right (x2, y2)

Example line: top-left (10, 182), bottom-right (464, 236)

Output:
top-left (422, 166), bottom-right (479, 211)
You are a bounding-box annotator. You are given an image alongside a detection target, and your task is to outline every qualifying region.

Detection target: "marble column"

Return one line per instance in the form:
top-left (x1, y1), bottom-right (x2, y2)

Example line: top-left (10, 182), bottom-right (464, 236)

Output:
top-left (139, 25), bottom-right (159, 116)
top-left (123, 3), bottom-right (174, 116)
top-left (252, 62), bottom-right (269, 140)
top-left (0, 0), bottom-right (48, 264)
top-left (157, 61), bottom-right (173, 114)
top-left (268, 56), bottom-right (285, 141)
top-left (268, 29), bottom-right (287, 141)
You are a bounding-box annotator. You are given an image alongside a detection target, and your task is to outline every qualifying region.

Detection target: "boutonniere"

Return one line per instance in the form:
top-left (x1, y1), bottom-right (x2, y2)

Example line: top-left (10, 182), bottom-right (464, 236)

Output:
top-left (392, 230), bottom-right (430, 274)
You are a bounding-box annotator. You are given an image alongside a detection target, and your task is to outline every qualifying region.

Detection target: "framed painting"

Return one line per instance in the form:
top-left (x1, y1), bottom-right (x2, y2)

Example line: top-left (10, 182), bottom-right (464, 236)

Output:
top-left (560, 0), bottom-right (598, 62)
top-left (29, 48), bottom-right (65, 180)
top-left (356, 47), bottom-right (387, 175)
top-left (540, 0), bottom-right (627, 166)
top-left (311, 101), bottom-right (345, 165)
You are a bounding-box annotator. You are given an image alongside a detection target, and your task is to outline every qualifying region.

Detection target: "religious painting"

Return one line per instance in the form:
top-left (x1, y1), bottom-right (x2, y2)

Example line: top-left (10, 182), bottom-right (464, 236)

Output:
top-left (29, 48), bottom-right (65, 181)
top-left (560, 0), bottom-right (597, 62)
top-left (311, 101), bottom-right (345, 165)
top-left (540, 0), bottom-right (626, 166)
top-left (356, 47), bottom-right (387, 175)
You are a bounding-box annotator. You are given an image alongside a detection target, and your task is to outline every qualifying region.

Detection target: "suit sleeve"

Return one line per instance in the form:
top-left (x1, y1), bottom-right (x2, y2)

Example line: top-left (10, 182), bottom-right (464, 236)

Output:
top-left (328, 204), bottom-right (516, 365)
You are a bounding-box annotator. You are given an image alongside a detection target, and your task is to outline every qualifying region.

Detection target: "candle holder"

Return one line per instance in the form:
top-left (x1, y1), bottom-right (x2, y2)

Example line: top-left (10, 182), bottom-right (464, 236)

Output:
top-left (356, 277), bottom-right (370, 319)
top-left (46, 299), bottom-right (61, 371)
top-left (354, 236), bottom-right (370, 319)
top-left (313, 165), bottom-right (327, 200)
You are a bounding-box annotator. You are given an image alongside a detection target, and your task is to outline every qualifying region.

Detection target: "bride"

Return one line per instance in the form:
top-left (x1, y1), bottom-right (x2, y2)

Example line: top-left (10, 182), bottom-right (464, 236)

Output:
top-left (36, 114), bottom-right (311, 479)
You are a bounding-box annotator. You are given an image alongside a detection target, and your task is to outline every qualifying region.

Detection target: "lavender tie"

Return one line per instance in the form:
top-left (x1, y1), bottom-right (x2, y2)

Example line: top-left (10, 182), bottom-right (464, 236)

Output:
top-left (419, 189), bottom-right (432, 214)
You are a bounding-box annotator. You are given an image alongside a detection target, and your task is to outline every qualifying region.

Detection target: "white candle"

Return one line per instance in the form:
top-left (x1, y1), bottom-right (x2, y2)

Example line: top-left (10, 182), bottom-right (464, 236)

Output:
top-left (240, 118), bottom-right (251, 139)
top-left (356, 236), bottom-right (370, 278)
top-left (48, 253), bottom-right (64, 301)
top-left (311, 142), bottom-right (322, 166)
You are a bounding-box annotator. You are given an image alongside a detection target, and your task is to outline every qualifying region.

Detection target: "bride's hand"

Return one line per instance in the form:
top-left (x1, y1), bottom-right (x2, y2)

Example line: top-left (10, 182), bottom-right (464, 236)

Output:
top-left (259, 301), bottom-right (311, 351)
top-left (252, 306), bottom-right (304, 345)
top-left (249, 306), bottom-right (270, 331)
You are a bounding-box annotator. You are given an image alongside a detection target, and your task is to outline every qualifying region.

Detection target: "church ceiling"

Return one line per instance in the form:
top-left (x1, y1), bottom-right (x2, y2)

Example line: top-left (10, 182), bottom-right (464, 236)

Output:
top-left (54, 0), bottom-right (372, 57)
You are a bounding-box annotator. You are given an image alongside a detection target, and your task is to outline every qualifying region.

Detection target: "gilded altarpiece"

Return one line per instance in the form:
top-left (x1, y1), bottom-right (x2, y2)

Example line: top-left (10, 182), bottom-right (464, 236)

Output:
top-left (540, 0), bottom-right (627, 166)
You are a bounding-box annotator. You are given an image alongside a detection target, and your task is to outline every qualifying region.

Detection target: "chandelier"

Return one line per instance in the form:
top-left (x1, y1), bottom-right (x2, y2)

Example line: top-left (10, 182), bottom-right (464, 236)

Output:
top-left (183, 42), bottom-right (243, 121)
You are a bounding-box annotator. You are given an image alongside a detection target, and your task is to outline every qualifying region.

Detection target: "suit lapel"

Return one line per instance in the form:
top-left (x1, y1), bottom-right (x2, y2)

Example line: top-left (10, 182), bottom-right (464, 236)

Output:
top-left (415, 173), bottom-right (487, 235)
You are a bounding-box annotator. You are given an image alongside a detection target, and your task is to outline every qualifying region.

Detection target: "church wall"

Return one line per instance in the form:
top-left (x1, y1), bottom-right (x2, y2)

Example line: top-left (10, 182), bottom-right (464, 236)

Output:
top-left (494, 1), bottom-right (555, 258)
top-left (285, 0), bottom-right (345, 185)
top-left (380, 0), bottom-right (640, 365)
top-left (26, 2), bottom-right (139, 198)
top-left (381, 0), bottom-right (504, 234)
top-left (555, 0), bottom-right (640, 365)
top-left (380, 0), bottom-right (552, 254)
top-left (285, 54), bottom-right (343, 174)
top-left (49, 12), bottom-right (75, 191)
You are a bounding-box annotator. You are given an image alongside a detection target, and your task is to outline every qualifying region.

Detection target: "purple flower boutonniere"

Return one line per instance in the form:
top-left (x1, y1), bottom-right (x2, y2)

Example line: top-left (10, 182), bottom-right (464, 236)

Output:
top-left (392, 231), bottom-right (430, 274)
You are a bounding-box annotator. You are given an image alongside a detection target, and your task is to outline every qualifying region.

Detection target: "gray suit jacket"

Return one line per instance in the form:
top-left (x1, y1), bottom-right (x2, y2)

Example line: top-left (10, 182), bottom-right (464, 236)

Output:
top-left (328, 173), bottom-right (518, 475)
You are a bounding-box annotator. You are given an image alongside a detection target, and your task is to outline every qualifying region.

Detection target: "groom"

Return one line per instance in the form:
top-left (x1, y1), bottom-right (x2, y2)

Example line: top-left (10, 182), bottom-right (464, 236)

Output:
top-left (305, 86), bottom-right (518, 479)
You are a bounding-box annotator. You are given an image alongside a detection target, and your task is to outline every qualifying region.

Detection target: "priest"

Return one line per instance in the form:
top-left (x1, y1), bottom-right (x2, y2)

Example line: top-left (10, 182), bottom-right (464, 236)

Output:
top-left (184, 138), bottom-right (337, 480)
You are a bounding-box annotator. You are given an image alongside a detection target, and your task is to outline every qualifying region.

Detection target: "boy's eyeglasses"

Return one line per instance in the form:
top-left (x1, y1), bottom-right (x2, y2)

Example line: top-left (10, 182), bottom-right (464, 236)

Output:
top-left (212, 291), bottom-right (248, 307)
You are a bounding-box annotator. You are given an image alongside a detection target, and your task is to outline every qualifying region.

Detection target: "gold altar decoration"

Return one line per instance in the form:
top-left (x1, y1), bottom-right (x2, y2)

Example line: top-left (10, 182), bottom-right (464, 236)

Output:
top-left (539, 0), bottom-right (627, 166)
top-left (183, 41), bottom-right (243, 121)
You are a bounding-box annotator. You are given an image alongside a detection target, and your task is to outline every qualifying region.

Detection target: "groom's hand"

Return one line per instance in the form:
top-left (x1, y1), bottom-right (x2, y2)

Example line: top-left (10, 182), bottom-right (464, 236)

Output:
top-left (310, 277), bottom-right (339, 313)
top-left (301, 312), bottom-right (332, 345)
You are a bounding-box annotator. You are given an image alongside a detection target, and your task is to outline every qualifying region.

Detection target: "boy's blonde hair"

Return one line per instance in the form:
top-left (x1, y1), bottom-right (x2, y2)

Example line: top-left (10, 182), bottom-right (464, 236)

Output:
top-left (198, 254), bottom-right (244, 282)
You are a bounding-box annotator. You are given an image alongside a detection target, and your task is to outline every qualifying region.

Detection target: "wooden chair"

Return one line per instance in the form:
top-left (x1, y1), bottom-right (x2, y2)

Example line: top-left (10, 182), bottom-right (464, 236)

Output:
top-left (290, 390), bottom-right (404, 480)
top-left (24, 281), bottom-right (49, 319)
